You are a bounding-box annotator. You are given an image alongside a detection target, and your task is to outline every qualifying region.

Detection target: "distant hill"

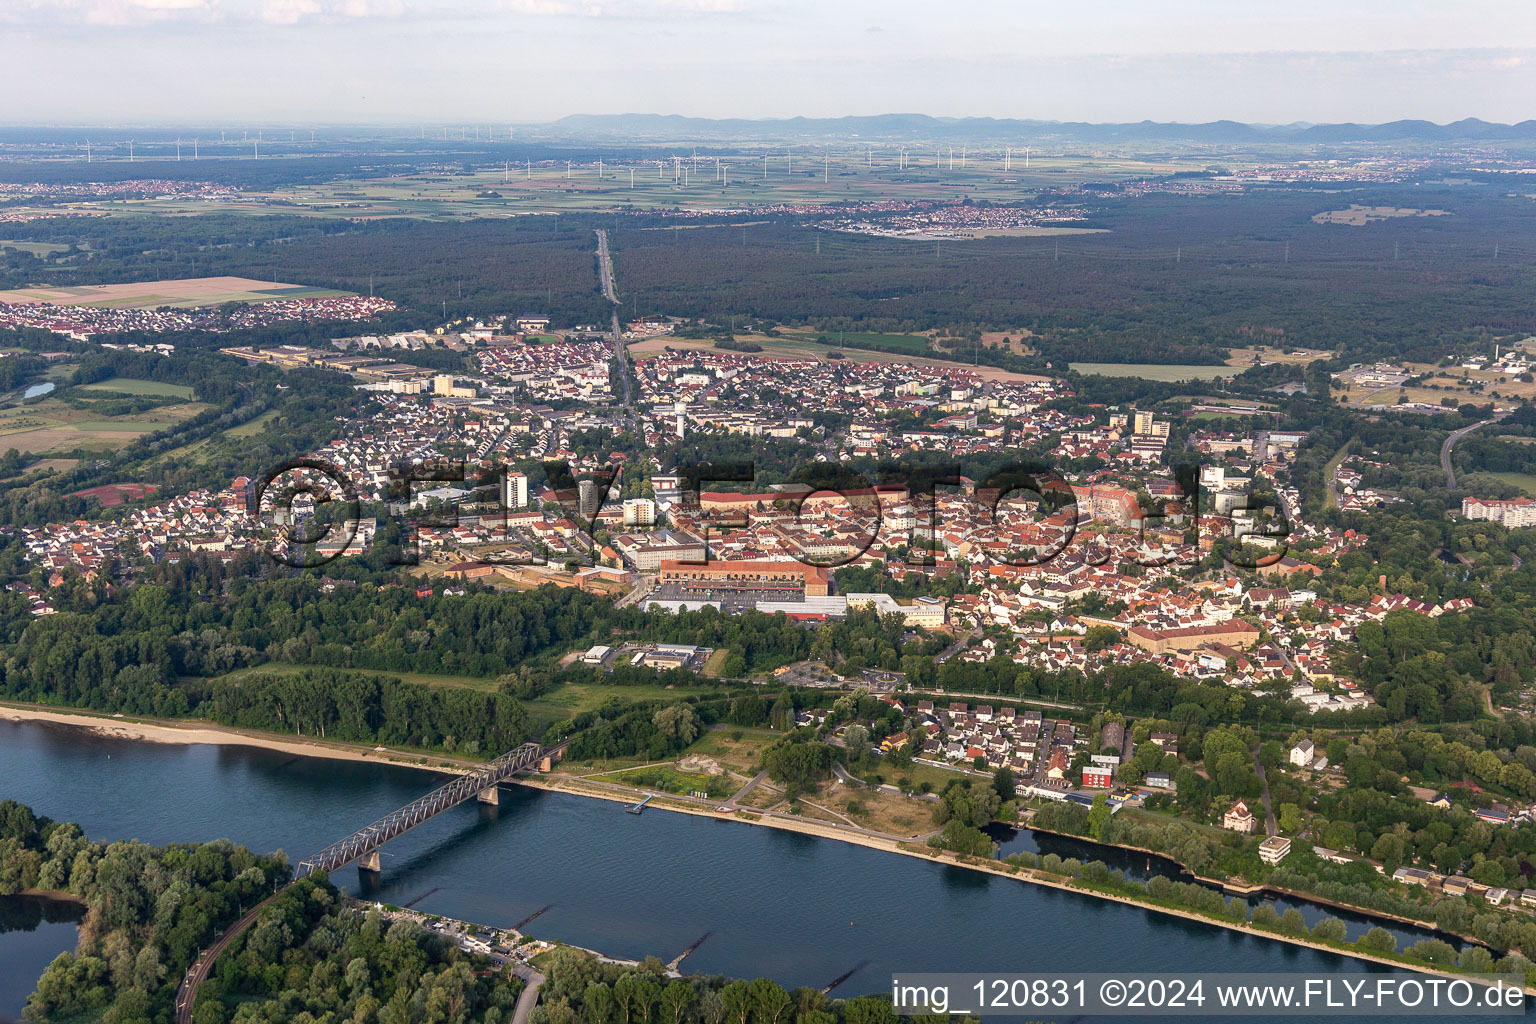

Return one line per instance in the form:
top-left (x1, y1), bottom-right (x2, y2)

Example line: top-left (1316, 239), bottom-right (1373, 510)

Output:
top-left (542, 112), bottom-right (1536, 144)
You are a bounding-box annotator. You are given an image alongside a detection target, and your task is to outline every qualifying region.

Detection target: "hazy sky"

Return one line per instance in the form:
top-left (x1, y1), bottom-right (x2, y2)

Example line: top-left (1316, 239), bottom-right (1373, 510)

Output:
top-left (4, 0), bottom-right (1534, 125)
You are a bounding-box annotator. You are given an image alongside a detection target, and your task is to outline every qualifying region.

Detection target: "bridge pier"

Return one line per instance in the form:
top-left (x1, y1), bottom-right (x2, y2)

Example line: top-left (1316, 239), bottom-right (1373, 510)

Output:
top-left (477, 785), bottom-right (500, 806)
top-left (359, 850), bottom-right (381, 873)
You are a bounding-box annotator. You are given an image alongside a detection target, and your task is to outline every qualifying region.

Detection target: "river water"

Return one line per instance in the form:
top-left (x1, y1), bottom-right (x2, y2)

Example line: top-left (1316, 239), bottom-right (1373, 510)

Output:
top-left (0, 719), bottom-right (1523, 1022)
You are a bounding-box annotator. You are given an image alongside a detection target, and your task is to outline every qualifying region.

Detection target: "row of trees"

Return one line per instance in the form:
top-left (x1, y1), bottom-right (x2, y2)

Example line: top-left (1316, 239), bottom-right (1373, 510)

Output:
top-left (533, 946), bottom-right (965, 1024)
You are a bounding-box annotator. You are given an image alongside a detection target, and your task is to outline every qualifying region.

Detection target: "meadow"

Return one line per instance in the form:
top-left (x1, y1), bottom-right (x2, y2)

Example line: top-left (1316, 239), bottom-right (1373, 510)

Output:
top-left (1070, 362), bottom-right (1236, 381)
top-left (0, 276), bottom-right (350, 309)
top-left (0, 394), bottom-right (211, 454)
top-left (77, 377), bottom-right (197, 398)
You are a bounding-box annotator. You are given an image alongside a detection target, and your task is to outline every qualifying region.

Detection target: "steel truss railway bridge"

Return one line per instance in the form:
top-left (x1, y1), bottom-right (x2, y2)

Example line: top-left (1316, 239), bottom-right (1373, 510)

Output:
top-left (177, 741), bottom-right (554, 1024)
top-left (296, 741), bottom-right (546, 875)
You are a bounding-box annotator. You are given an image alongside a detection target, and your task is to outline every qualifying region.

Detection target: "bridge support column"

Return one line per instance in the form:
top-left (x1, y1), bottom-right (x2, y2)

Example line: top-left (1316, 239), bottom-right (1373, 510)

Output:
top-left (359, 850), bottom-right (381, 873)
top-left (477, 785), bottom-right (499, 806)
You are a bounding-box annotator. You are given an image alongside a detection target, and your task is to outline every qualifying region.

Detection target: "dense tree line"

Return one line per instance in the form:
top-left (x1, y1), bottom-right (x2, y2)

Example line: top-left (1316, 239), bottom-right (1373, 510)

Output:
top-left (194, 877), bottom-right (522, 1024)
top-left (532, 945), bottom-right (968, 1024)
top-left (0, 799), bottom-right (290, 1024)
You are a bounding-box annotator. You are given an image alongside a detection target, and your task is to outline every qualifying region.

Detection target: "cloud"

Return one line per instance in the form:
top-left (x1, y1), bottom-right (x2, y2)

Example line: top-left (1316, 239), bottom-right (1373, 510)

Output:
top-left (2, 0), bottom-right (741, 27)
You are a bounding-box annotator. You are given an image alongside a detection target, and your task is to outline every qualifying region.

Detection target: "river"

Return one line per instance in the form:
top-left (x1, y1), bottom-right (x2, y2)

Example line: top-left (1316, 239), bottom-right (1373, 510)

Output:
top-left (0, 719), bottom-right (1522, 1022)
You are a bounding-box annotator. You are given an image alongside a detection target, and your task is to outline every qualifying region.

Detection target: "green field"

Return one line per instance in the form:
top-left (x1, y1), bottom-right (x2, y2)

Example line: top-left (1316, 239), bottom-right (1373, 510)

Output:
top-left (1070, 362), bottom-right (1236, 381)
top-left (225, 409), bottom-right (279, 437)
top-left (78, 377), bottom-right (196, 399)
top-left (0, 240), bottom-right (69, 256)
top-left (41, 151), bottom-right (1197, 222)
top-left (1489, 472), bottom-right (1536, 497)
top-left (817, 331), bottom-right (930, 354)
top-left (522, 679), bottom-right (713, 725)
top-left (217, 663), bottom-right (731, 729)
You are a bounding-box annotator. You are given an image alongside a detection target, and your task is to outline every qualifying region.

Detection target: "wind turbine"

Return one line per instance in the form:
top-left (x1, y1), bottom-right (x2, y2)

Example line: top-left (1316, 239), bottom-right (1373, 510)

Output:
top-left (84, 138), bottom-right (92, 163)
top-left (129, 139), bottom-right (135, 162)
top-left (193, 138), bottom-right (198, 159)
top-left (176, 138), bottom-right (182, 161)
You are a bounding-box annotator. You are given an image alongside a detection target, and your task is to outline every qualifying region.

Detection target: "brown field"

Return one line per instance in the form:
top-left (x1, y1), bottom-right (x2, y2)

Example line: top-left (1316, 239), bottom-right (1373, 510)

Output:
top-left (17, 458), bottom-right (77, 473)
top-left (1311, 205), bottom-right (1451, 226)
top-left (72, 482), bottom-right (158, 507)
top-left (979, 329), bottom-right (1035, 355)
top-left (0, 276), bottom-right (351, 310)
top-left (819, 784), bottom-right (932, 838)
top-left (628, 334), bottom-right (1053, 383)
top-left (1225, 345), bottom-right (1332, 368)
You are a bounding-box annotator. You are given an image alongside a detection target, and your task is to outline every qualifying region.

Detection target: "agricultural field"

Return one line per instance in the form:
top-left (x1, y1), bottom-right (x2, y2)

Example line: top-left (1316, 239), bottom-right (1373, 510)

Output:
top-left (37, 152), bottom-right (1199, 221)
top-left (71, 483), bottom-right (159, 507)
top-left (77, 377), bottom-right (196, 398)
top-left (0, 276), bottom-right (351, 309)
top-left (0, 240), bottom-right (70, 256)
top-left (1070, 362), bottom-right (1237, 381)
top-left (0, 395), bottom-right (211, 454)
top-left (1311, 205), bottom-right (1452, 226)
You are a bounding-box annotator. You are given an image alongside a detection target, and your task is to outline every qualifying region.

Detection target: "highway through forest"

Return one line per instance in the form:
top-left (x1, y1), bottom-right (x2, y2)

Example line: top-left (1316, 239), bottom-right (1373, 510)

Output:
top-left (1441, 414), bottom-right (1505, 489)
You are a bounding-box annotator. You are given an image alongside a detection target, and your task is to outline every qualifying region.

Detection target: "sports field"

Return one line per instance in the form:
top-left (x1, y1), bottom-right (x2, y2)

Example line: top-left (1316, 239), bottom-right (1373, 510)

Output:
top-left (0, 276), bottom-right (351, 310)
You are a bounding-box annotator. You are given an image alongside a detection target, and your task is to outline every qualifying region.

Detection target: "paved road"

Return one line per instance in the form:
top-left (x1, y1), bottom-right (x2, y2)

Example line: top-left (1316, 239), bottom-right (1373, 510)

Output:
top-left (595, 228), bottom-right (636, 421)
top-left (933, 628), bottom-right (979, 665)
top-left (511, 967), bottom-right (545, 1024)
top-left (1253, 748), bottom-right (1278, 837)
top-left (1442, 416), bottom-right (1502, 489)
top-left (729, 769), bottom-right (770, 804)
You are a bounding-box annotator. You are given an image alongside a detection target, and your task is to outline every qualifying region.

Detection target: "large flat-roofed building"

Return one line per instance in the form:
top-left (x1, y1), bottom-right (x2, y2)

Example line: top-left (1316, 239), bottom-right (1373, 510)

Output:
top-left (1463, 496), bottom-right (1536, 529)
top-left (1127, 618), bottom-right (1260, 656)
top-left (612, 530), bottom-right (706, 570)
top-left (658, 559), bottom-right (829, 597)
top-left (845, 592), bottom-right (947, 628)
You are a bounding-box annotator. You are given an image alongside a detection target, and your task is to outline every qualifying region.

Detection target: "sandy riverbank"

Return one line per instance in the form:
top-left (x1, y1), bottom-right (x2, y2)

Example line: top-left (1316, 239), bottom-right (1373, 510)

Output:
top-left (4, 705), bottom-right (1528, 992)
top-left (0, 702), bottom-right (469, 777)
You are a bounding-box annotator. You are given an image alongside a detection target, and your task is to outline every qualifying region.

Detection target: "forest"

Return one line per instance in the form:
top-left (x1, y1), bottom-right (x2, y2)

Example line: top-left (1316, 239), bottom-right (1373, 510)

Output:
top-left (0, 799), bottom-right (291, 1024)
top-left (529, 946), bottom-right (966, 1024)
top-left (612, 186), bottom-right (1536, 366)
top-left (0, 213), bottom-right (612, 327)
